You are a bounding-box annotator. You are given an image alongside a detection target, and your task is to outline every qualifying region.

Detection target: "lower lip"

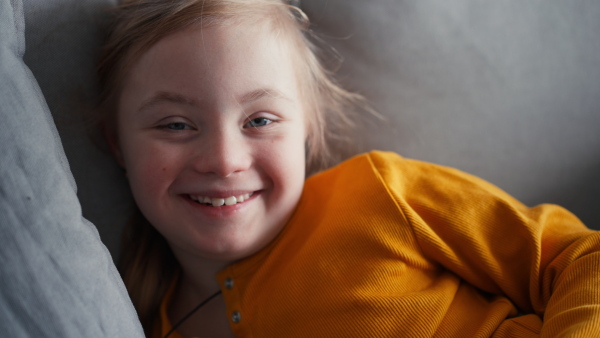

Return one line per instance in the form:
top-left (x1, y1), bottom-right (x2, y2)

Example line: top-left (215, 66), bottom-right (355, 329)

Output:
top-left (182, 192), bottom-right (259, 218)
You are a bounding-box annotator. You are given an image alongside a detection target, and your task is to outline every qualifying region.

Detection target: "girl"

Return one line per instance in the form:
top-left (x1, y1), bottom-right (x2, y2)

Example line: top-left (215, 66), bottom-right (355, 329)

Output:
top-left (96, 0), bottom-right (600, 337)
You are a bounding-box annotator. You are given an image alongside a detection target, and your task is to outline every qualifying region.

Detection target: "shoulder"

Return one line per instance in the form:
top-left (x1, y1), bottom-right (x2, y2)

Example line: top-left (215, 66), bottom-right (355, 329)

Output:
top-left (312, 150), bottom-right (480, 181)
top-left (310, 150), bottom-right (497, 189)
top-left (307, 151), bottom-right (522, 212)
top-left (366, 151), bottom-right (498, 191)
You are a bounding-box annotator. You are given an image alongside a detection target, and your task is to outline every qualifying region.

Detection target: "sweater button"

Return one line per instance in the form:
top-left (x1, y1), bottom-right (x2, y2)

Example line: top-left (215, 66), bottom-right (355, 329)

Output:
top-left (224, 278), bottom-right (234, 290)
top-left (231, 311), bottom-right (241, 323)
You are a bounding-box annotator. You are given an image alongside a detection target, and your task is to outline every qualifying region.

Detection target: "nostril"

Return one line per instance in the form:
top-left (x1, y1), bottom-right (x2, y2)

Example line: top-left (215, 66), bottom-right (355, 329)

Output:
top-left (190, 134), bottom-right (252, 176)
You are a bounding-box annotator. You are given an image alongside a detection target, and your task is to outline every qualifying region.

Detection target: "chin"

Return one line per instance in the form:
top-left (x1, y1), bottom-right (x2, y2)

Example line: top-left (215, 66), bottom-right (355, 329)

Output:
top-left (196, 235), bottom-right (272, 263)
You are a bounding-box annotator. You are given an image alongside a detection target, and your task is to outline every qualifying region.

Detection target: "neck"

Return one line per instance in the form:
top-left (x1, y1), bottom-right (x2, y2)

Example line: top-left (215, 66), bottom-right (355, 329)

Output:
top-left (171, 249), bottom-right (231, 298)
top-left (167, 253), bottom-right (236, 338)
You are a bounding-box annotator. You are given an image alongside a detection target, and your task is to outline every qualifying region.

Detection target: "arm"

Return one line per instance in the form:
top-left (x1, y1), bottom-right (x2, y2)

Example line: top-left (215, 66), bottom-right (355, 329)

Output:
top-left (370, 151), bottom-right (600, 336)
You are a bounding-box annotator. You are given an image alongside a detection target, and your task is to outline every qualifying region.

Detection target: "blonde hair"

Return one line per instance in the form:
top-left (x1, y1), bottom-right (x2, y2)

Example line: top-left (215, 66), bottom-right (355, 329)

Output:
top-left (96, 0), bottom-right (370, 334)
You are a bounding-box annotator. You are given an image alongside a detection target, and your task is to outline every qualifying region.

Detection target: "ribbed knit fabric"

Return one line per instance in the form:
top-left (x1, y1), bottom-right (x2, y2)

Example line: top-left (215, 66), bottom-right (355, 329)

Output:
top-left (159, 151), bottom-right (600, 337)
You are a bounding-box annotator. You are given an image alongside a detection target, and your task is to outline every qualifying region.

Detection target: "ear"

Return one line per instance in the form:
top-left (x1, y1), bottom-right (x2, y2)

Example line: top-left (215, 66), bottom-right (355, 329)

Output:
top-left (103, 126), bottom-right (125, 168)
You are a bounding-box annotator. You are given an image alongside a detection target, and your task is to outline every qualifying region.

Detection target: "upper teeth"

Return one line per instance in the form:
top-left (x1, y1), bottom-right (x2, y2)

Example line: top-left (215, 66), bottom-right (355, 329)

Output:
top-left (189, 193), bottom-right (253, 207)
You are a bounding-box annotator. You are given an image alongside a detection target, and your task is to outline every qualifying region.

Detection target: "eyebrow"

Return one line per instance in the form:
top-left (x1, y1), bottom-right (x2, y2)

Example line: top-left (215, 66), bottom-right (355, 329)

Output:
top-left (138, 91), bottom-right (198, 113)
top-left (137, 87), bottom-right (291, 113)
top-left (238, 88), bottom-right (291, 104)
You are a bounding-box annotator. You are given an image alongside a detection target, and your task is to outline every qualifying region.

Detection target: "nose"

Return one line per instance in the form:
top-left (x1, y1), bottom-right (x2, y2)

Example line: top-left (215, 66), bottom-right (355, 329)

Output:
top-left (191, 126), bottom-right (251, 178)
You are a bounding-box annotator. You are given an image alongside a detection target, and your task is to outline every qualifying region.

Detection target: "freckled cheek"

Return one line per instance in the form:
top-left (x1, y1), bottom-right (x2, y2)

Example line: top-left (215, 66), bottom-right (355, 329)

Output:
top-left (123, 144), bottom-right (179, 203)
top-left (270, 134), bottom-right (306, 193)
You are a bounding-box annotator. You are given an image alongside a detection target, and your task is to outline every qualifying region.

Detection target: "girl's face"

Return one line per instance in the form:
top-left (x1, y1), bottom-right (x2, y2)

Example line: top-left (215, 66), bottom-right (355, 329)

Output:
top-left (115, 21), bottom-right (307, 263)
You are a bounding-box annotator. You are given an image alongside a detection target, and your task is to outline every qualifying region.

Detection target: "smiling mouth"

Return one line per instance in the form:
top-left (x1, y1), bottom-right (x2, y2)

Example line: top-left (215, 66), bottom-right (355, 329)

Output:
top-left (188, 192), bottom-right (254, 207)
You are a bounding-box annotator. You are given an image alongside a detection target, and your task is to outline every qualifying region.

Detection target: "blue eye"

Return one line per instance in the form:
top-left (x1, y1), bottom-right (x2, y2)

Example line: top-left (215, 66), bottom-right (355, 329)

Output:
top-left (246, 117), bottom-right (272, 128)
top-left (164, 122), bottom-right (190, 130)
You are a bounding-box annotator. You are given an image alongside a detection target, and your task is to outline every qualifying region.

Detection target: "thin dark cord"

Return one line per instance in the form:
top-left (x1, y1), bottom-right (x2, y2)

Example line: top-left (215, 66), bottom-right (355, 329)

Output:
top-left (163, 290), bottom-right (223, 338)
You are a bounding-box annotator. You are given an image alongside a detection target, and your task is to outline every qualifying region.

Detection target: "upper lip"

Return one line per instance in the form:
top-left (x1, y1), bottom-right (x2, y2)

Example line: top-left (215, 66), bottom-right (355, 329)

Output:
top-left (183, 190), bottom-right (259, 199)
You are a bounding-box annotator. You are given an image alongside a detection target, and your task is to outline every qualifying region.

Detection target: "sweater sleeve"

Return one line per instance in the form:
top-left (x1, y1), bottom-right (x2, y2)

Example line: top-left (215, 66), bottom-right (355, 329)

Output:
top-left (368, 151), bottom-right (600, 337)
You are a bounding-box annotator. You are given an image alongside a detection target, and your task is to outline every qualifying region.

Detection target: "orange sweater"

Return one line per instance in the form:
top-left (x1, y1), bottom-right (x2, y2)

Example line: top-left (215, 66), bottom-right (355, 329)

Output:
top-left (160, 151), bottom-right (600, 337)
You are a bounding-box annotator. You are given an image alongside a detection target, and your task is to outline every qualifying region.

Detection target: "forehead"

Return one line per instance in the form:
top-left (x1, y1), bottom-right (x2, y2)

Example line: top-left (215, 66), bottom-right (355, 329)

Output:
top-left (139, 13), bottom-right (299, 70)
top-left (120, 19), bottom-right (303, 109)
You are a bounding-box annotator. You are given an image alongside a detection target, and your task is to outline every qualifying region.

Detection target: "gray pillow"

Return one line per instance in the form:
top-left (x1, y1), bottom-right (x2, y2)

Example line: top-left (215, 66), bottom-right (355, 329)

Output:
top-left (0, 0), bottom-right (143, 336)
